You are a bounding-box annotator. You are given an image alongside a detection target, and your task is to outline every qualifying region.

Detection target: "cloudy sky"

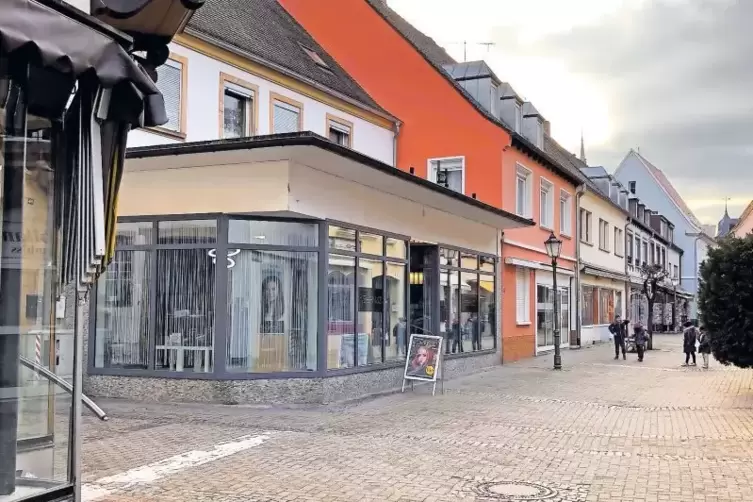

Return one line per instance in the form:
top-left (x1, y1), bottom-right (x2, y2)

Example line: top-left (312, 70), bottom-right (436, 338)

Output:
top-left (387, 0), bottom-right (751, 224)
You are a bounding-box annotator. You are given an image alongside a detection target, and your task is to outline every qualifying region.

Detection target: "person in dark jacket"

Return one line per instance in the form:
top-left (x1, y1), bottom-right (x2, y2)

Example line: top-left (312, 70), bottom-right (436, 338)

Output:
top-left (633, 323), bottom-right (649, 362)
top-left (608, 315), bottom-right (627, 360)
top-left (683, 321), bottom-right (698, 366)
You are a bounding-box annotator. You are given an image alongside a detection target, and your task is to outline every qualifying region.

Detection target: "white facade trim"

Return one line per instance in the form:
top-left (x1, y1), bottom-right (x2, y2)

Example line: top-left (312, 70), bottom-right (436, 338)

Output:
top-left (505, 257), bottom-right (575, 276)
top-left (504, 239), bottom-right (577, 263)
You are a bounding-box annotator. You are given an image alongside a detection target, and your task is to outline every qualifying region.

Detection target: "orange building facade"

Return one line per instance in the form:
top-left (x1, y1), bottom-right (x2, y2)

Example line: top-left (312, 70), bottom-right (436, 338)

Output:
top-left (279, 0), bottom-right (581, 361)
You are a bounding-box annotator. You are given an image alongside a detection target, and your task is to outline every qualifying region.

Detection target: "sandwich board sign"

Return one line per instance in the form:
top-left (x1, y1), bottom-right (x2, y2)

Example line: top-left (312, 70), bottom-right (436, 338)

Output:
top-left (402, 333), bottom-right (444, 396)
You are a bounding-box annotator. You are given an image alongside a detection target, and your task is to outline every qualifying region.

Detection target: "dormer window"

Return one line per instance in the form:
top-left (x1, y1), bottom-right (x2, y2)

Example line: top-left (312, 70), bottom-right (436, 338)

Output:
top-left (536, 119), bottom-right (544, 148)
top-left (514, 102), bottom-right (522, 133)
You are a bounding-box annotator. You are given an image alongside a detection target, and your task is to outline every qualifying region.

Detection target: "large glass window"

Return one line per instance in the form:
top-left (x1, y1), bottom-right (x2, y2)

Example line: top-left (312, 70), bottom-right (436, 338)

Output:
top-left (0, 75), bottom-right (71, 498)
top-left (227, 250), bottom-right (317, 372)
top-left (582, 286), bottom-right (596, 326)
top-left (327, 225), bottom-right (408, 369)
top-left (599, 288), bottom-right (615, 325)
top-left (439, 248), bottom-right (496, 355)
top-left (537, 284), bottom-right (569, 347)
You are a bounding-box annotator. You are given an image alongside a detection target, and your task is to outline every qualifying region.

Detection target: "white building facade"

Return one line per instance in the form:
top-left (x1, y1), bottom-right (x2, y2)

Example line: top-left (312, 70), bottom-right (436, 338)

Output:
top-left (127, 31), bottom-right (398, 166)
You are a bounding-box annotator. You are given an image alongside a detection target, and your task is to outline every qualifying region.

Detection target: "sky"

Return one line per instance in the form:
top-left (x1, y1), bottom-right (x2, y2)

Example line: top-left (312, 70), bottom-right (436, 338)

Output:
top-left (387, 0), bottom-right (751, 224)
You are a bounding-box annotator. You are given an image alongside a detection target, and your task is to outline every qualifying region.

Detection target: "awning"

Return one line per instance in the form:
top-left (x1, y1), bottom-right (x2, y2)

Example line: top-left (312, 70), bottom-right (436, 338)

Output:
top-left (581, 264), bottom-right (627, 282)
top-left (0, 0), bottom-right (167, 127)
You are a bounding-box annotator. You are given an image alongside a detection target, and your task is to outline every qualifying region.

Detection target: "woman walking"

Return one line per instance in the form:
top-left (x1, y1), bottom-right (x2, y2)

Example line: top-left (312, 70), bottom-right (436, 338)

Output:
top-left (633, 323), bottom-right (648, 362)
top-left (698, 325), bottom-right (711, 369)
top-left (682, 321), bottom-right (697, 366)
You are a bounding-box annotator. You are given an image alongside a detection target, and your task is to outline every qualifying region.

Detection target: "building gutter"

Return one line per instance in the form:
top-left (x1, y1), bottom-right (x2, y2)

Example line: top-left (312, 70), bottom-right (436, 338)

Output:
top-left (499, 229), bottom-right (505, 363)
top-left (392, 120), bottom-right (401, 168)
top-left (624, 217), bottom-right (632, 325)
top-left (573, 184), bottom-right (586, 348)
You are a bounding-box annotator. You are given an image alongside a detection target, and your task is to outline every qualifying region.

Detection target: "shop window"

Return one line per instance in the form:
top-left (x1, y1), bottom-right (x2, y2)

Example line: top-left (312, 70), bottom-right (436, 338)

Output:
top-left (327, 255), bottom-right (357, 368)
top-left (460, 251), bottom-right (478, 270)
top-left (515, 164), bottom-right (532, 218)
top-left (515, 268), bottom-right (530, 324)
top-left (229, 219), bottom-right (318, 247)
top-left (536, 285), bottom-right (567, 347)
top-left (429, 157), bottom-right (464, 193)
top-left (440, 268), bottom-right (459, 354)
top-left (386, 237), bottom-right (407, 259)
top-left (582, 285), bottom-right (596, 327)
top-left (479, 273), bottom-right (496, 350)
top-left (271, 93), bottom-right (302, 134)
top-left (328, 225), bottom-right (356, 252)
top-left (358, 232), bottom-right (384, 256)
top-left (358, 258), bottom-right (384, 366)
top-left (158, 219), bottom-right (217, 245)
top-left (94, 250), bottom-right (150, 368)
top-left (440, 247), bottom-right (460, 267)
top-left (154, 248), bottom-right (216, 372)
top-left (226, 250), bottom-right (318, 372)
top-left (385, 262), bottom-right (407, 363)
top-left (598, 288), bottom-right (615, 324)
top-left (221, 74), bottom-right (257, 139)
top-left (540, 179), bottom-right (554, 229)
top-left (116, 221), bottom-right (153, 247)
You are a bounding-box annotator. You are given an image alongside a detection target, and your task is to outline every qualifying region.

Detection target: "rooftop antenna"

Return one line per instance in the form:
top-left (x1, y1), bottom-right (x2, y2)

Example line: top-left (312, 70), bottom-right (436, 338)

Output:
top-left (449, 41), bottom-right (496, 62)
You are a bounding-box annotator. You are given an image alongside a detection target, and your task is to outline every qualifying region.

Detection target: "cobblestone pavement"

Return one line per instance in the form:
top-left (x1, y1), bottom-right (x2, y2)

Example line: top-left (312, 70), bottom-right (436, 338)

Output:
top-left (79, 334), bottom-right (753, 502)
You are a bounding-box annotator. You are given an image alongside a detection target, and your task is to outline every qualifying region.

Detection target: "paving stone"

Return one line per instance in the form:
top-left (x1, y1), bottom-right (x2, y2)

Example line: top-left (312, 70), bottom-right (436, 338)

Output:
top-left (79, 335), bottom-right (753, 501)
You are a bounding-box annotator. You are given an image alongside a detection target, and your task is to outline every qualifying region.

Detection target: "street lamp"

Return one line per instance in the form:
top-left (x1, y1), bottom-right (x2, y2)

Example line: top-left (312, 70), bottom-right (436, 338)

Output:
top-left (544, 232), bottom-right (563, 370)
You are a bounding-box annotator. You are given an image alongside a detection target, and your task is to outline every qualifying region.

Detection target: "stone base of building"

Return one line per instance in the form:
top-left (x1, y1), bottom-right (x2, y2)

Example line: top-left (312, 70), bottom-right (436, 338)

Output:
top-left (84, 352), bottom-right (498, 405)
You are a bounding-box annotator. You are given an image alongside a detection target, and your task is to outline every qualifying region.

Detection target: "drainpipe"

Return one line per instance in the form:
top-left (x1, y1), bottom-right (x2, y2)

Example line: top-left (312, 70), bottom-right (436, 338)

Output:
top-left (573, 185), bottom-right (586, 348)
top-left (624, 217), bottom-right (631, 326)
top-left (392, 121), bottom-right (402, 168)
top-left (498, 229), bottom-right (505, 362)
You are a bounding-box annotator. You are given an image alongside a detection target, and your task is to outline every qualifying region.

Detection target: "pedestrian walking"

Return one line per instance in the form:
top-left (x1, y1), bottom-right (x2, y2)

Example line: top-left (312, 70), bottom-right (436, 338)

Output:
top-left (609, 314), bottom-right (627, 360)
top-left (682, 321), bottom-right (698, 366)
top-left (633, 323), bottom-right (648, 362)
top-left (698, 325), bottom-right (711, 369)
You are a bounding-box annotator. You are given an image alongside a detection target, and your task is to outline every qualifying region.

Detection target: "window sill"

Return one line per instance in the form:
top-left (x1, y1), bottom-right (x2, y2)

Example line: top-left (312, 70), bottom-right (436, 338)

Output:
top-left (615, 253), bottom-right (624, 258)
top-left (598, 246), bottom-right (611, 253)
top-left (516, 321), bottom-right (531, 326)
top-left (540, 224), bottom-right (554, 232)
top-left (145, 126), bottom-right (187, 141)
top-left (560, 234), bottom-right (572, 240)
top-left (581, 240), bottom-right (594, 247)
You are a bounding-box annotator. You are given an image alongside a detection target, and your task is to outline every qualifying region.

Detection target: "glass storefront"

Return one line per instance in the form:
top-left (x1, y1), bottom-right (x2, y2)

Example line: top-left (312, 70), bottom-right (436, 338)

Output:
top-left (0, 65), bottom-right (71, 501)
top-left (536, 285), bottom-right (569, 348)
top-left (92, 218), bottom-right (498, 378)
top-left (439, 248), bottom-right (497, 355)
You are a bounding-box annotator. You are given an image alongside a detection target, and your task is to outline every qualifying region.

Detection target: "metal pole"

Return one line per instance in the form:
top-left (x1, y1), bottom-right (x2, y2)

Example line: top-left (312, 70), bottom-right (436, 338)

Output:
top-left (70, 290), bottom-right (86, 501)
top-left (552, 259), bottom-right (561, 370)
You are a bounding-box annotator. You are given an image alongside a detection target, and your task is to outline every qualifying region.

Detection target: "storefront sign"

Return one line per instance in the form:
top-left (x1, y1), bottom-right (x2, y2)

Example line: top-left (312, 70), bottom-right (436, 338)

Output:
top-left (403, 334), bottom-right (442, 382)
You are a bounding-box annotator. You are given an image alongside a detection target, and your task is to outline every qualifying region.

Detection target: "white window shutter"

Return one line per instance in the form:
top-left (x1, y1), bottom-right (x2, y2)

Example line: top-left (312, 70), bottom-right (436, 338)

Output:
top-left (273, 102), bottom-right (300, 134)
top-left (156, 61), bottom-right (182, 131)
top-left (516, 268), bottom-right (529, 323)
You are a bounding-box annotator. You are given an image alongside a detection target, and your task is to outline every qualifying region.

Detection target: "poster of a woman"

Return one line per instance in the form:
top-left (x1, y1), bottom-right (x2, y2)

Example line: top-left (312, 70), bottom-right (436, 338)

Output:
top-left (260, 273), bottom-right (284, 334)
top-left (403, 334), bottom-right (442, 382)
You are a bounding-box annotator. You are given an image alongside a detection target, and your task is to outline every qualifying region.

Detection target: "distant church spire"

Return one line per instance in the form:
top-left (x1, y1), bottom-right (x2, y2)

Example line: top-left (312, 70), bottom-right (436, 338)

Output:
top-left (579, 130), bottom-right (587, 164)
top-left (724, 196), bottom-right (731, 217)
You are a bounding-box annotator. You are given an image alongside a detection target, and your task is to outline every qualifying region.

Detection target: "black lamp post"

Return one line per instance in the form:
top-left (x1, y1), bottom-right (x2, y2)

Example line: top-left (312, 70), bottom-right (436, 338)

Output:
top-left (544, 231), bottom-right (563, 370)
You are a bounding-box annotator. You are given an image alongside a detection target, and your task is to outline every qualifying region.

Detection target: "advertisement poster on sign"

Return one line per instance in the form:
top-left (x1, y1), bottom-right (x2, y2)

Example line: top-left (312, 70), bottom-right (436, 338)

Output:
top-left (403, 334), bottom-right (442, 382)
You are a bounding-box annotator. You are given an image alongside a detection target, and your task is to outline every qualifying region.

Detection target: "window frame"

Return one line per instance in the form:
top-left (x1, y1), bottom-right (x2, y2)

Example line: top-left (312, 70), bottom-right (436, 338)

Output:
top-left (270, 92), bottom-right (304, 134)
top-left (598, 218), bottom-right (610, 252)
top-left (515, 267), bottom-right (531, 325)
top-left (559, 189), bottom-right (572, 236)
top-left (579, 208), bottom-right (593, 245)
top-left (219, 72), bottom-right (259, 139)
top-left (428, 156), bottom-right (465, 194)
top-left (515, 163), bottom-right (533, 218)
top-left (614, 227), bottom-right (624, 257)
top-left (325, 113), bottom-right (353, 148)
top-left (539, 177), bottom-right (554, 230)
top-left (149, 53), bottom-right (189, 139)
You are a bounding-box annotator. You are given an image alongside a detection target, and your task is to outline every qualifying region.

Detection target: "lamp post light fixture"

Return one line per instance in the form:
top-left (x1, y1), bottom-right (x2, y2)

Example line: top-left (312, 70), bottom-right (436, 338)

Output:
top-left (544, 231), bottom-right (563, 370)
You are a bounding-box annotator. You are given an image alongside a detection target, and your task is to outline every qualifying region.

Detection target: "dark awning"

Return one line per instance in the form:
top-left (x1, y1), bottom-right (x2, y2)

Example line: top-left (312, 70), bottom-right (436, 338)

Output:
top-left (0, 0), bottom-right (166, 127)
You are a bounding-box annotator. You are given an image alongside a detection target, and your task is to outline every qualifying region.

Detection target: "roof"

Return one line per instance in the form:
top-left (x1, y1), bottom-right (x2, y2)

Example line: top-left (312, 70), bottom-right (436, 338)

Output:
top-left (729, 200), bottom-right (753, 235)
top-left (365, 0), bottom-right (457, 66)
top-left (498, 82), bottom-right (520, 100)
top-left (126, 131), bottom-right (534, 229)
top-left (363, 0), bottom-right (583, 186)
top-left (522, 102), bottom-right (541, 117)
top-left (626, 150), bottom-right (705, 230)
top-left (443, 60), bottom-right (497, 82)
top-left (187, 0), bottom-right (386, 113)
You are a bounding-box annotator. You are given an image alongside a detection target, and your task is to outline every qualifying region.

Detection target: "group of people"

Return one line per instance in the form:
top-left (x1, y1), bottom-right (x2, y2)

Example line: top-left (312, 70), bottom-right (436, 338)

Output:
top-left (608, 315), bottom-right (711, 368)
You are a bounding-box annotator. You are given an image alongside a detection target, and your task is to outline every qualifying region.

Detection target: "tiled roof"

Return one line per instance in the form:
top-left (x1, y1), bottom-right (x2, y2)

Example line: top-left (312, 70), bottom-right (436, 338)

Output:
top-left (187, 0), bottom-right (386, 113)
top-left (631, 150), bottom-right (704, 229)
top-left (543, 136), bottom-right (590, 185)
top-left (365, 0), bottom-right (457, 66)
top-left (730, 200), bottom-right (753, 235)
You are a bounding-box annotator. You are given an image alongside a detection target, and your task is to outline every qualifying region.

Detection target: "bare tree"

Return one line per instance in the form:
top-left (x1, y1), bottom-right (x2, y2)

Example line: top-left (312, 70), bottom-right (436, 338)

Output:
top-left (640, 263), bottom-right (669, 350)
